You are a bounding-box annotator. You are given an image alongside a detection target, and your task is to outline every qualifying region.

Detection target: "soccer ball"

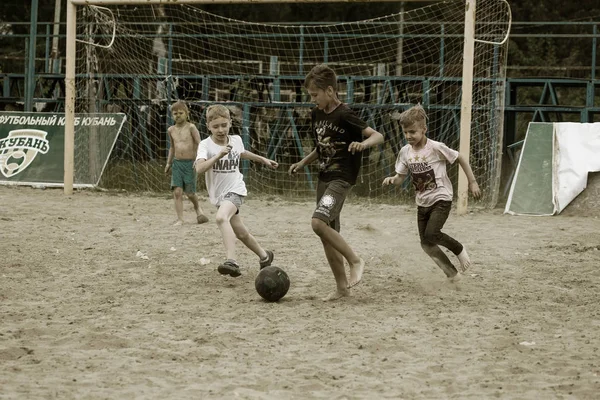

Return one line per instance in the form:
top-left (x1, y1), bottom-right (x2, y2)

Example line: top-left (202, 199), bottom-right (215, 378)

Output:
top-left (255, 266), bottom-right (290, 302)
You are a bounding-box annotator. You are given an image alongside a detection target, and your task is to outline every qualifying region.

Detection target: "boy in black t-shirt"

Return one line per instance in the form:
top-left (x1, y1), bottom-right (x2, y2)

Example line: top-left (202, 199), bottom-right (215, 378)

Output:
top-left (289, 64), bottom-right (384, 301)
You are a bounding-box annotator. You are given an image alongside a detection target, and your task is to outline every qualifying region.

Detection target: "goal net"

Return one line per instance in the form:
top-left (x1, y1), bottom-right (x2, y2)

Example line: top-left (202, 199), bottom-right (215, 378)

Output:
top-left (73, 0), bottom-right (511, 206)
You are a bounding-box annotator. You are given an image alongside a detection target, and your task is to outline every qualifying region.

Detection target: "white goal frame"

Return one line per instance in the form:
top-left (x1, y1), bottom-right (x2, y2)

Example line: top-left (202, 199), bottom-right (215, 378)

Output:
top-left (64, 0), bottom-right (478, 213)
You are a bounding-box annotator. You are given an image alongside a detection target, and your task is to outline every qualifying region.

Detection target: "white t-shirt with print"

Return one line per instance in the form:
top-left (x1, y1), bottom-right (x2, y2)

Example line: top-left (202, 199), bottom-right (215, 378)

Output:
top-left (196, 135), bottom-right (247, 206)
top-left (395, 138), bottom-right (459, 207)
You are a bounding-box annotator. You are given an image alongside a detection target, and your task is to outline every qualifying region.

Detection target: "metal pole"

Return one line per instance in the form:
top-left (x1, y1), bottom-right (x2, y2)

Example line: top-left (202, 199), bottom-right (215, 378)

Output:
top-left (51, 0), bottom-right (63, 73)
top-left (25, 0), bottom-right (39, 111)
top-left (457, 0), bottom-right (475, 215)
top-left (64, 0), bottom-right (77, 194)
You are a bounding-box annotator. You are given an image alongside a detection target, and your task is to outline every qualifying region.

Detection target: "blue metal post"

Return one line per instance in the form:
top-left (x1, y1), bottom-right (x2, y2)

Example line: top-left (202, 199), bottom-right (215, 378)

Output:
top-left (324, 38), bottom-right (329, 63)
top-left (299, 26), bottom-right (305, 75)
top-left (165, 24), bottom-right (174, 158)
top-left (287, 109), bottom-right (314, 191)
top-left (241, 104), bottom-right (251, 174)
top-left (593, 24), bottom-right (597, 82)
top-left (202, 76), bottom-right (209, 100)
top-left (440, 24), bottom-right (445, 77)
top-left (270, 56), bottom-right (280, 101)
top-left (45, 24), bottom-right (51, 73)
top-left (166, 24), bottom-right (174, 105)
top-left (346, 78), bottom-right (354, 104)
top-left (25, 0), bottom-right (39, 111)
top-left (3, 76), bottom-right (9, 98)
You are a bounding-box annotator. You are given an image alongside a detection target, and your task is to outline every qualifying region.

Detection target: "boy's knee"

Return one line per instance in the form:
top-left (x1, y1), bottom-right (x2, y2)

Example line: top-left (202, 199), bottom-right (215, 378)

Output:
top-left (235, 229), bottom-right (249, 241)
top-left (420, 242), bottom-right (436, 255)
top-left (422, 230), bottom-right (440, 245)
top-left (311, 217), bottom-right (327, 236)
top-left (173, 187), bottom-right (183, 197)
top-left (215, 214), bottom-right (228, 226)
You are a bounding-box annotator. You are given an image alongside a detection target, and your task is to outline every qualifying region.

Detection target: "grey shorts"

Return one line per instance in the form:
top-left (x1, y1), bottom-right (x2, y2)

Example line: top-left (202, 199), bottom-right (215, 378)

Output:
top-left (217, 192), bottom-right (244, 214)
top-left (312, 179), bottom-right (352, 232)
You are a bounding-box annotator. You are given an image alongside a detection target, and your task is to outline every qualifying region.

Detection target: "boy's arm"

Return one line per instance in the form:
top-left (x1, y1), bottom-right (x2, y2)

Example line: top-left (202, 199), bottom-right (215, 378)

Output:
top-left (348, 127), bottom-right (385, 154)
top-left (165, 128), bottom-right (175, 173)
top-left (241, 150), bottom-right (278, 169)
top-left (288, 148), bottom-right (318, 174)
top-left (190, 124), bottom-right (201, 148)
top-left (382, 173), bottom-right (407, 186)
top-left (456, 153), bottom-right (481, 199)
top-left (195, 145), bottom-right (231, 174)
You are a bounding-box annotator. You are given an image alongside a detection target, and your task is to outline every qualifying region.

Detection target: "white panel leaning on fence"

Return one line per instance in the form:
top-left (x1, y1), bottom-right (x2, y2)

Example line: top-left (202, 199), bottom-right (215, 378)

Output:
top-left (505, 122), bottom-right (600, 216)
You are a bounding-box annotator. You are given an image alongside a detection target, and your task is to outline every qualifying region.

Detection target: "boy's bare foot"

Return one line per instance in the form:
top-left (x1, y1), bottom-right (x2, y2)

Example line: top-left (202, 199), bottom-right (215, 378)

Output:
top-left (447, 273), bottom-right (462, 284)
top-left (321, 288), bottom-right (350, 302)
top-left (348, 258), bottom-right (365, 288)
top-left (173, 220), bottom-right (184, 226)
top-left (457, 248), bottom-right (471, 272)
top-left (197, 214), bottom-right (209, 224)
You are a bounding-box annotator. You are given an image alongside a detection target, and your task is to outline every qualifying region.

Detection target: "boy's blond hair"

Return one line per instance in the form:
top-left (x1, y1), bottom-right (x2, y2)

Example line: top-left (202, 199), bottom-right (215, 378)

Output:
top-left (206, 104), bottom-right (231, 124)
top-left (171, 101), bottom-right (189, 114)
top-left (399, 104), bottom-right (428, 128)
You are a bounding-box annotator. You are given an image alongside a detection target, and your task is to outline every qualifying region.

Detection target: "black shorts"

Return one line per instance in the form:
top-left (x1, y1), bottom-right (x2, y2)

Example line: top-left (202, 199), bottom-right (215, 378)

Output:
top-left (312, 179), bottom-right (352, 232)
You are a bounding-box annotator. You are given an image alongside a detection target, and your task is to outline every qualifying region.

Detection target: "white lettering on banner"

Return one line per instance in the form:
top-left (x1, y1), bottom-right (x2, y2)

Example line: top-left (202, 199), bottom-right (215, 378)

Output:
top-left (0, 113), bottom-right (120, 127)
top-left (0, 130), bottom-right (50, 178)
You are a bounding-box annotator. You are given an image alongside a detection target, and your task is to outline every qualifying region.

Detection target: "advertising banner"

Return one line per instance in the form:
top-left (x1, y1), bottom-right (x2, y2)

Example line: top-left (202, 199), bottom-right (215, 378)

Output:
top-left (0, 112), bottom-right (125, 187)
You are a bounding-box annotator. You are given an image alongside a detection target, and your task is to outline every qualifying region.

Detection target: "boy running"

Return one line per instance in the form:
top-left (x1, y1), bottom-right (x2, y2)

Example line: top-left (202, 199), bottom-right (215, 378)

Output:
top-left (383, 104), bottom-right (481, 281)
top-left (289, 64), bottom-right (384, 301)
top-left (195, 104), bottom-right (277, 277)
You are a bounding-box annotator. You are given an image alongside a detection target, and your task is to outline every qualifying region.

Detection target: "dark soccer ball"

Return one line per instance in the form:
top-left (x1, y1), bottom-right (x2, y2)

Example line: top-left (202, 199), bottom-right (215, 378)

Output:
top-left (255, 266), bottom-right (290, 302)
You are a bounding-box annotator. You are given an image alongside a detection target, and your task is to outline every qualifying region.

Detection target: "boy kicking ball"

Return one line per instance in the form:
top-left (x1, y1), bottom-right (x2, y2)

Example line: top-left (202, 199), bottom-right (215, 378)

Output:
top-left (195, 105), bottom-right (277, 277)
top-left (289, 64), bottom-right (384, 301)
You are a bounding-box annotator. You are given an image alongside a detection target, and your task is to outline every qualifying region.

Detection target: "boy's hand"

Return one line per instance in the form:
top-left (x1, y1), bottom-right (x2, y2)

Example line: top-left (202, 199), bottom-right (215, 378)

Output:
top-left (288, 162), bottom-right (303, 175)
top-left (348, 141), bottom-right (366, 154)
top-left (469, 181), bottom-right (481, 199)
top-left (263, 158), bottom-right (279, 169)
top-left (164, 164), bottom-right (171, 174)
top-left (218, 145), bottom-right (232, 158)
top-left (382, 176), bottom-right (396, 186)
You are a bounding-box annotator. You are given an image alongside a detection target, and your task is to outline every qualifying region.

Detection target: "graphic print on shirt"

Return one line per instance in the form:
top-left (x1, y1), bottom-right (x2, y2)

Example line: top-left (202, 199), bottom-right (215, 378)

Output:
top-left (316, 122), bottom-right (346, 172)
top-left (408, 154), bottom-right (437, 193)
top-left (213, 148), bottom-right (240, 174)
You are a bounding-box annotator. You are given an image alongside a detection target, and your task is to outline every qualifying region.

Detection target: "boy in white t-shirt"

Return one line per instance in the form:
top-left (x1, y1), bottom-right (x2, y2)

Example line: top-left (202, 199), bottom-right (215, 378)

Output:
top-left (195, 105), bottom-right (278, 277)
top-left (383, 104), bottom-right (481, 282)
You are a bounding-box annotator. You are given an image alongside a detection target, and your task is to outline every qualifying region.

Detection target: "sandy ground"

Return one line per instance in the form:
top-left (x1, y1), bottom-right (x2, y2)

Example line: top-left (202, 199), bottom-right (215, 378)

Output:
top-left (1, 185), bottom-right (599, 399)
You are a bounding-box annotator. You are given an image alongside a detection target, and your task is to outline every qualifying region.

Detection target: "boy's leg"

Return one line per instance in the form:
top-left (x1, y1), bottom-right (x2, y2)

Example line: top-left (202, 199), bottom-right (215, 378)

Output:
top-left (215, 201), bottom-right (239, 261)
top-left (312, 180), bottom-right (364, 287)
top-left (423, 201), bottom-right (463, 254)
top-left (170, 160), bottom-right (185, 225)
top-left (420, 243), bottom-right (458, 278)
top-left (312, 218), bottom-right (364, 286)
top-left (418, 203), bottom-right (459, 278)
top-left (186, 193), bottom-right (209, 224)
top-left (320, 240), bottom-right (350, 301)
top-left (173, 187), bottom-right (185, 225)
top-left (181, 161), bottom-right (208, 224)
top-left (230, 213), bottom-right (269, 261)
top-left (422, 201), bottom-right (471, 272)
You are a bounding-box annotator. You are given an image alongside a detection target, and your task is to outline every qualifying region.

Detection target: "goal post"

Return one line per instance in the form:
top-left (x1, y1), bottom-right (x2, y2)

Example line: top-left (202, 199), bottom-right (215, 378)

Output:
top-left (64, 0), bottom-right (511, 211)
top-left (457, 0), bottom-right (476, 215)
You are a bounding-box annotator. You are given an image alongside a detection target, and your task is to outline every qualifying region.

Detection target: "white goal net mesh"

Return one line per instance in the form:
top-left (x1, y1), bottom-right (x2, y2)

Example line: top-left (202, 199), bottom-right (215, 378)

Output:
top-left (74, 0), bottom-right (511, 206)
